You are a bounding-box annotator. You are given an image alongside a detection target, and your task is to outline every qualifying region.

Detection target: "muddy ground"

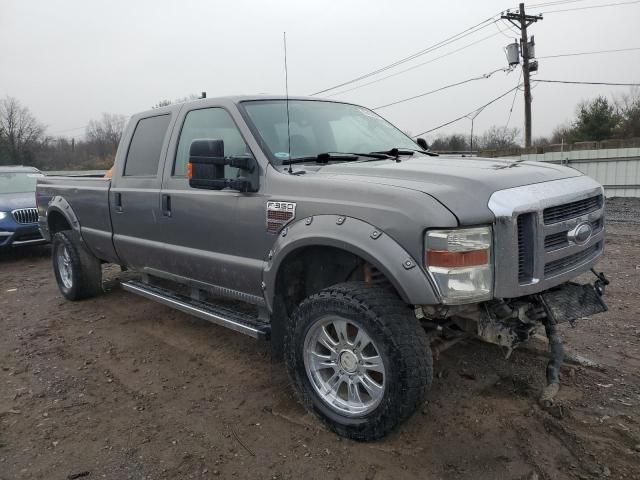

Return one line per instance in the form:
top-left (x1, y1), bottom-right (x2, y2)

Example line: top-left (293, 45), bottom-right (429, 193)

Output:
top-left (1, 200), bottom-right (639, 480)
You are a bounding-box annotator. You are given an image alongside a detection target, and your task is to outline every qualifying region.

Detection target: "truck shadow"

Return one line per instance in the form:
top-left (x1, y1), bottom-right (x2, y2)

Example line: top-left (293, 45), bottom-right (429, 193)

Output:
top-left (0, 244), bottom-right (51, 263)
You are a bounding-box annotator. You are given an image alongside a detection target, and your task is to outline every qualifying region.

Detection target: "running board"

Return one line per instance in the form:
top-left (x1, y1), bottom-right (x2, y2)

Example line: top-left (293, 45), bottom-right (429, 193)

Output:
top-left (121, 280), bottom-right (270, 340)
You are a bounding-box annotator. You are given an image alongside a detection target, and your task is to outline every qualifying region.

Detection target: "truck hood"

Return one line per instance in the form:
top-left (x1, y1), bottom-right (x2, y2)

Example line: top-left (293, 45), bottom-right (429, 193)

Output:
top-left (0, 191), bottom-right (36, 211)
top-left (316, 155), bottom-right (582, 224)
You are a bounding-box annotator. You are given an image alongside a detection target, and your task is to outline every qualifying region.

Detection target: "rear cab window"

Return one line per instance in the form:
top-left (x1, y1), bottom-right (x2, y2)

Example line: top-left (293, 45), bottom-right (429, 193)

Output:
top-left (124, 114), bottom-right (172, 177)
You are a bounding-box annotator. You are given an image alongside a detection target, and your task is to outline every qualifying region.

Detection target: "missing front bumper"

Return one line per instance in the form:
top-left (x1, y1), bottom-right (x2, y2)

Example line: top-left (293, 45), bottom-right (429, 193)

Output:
top-left (539, 281), bottom-right (608, 325)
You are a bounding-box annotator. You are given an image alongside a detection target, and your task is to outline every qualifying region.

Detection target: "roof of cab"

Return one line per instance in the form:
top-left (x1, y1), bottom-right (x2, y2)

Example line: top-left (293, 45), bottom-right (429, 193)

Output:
top-left (131, 95), bottom-right (351, 120)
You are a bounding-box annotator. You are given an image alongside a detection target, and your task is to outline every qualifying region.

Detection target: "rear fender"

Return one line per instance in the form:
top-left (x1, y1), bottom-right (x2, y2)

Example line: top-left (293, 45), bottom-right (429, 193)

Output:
top-left (43, 196), bottom-right (82, 241)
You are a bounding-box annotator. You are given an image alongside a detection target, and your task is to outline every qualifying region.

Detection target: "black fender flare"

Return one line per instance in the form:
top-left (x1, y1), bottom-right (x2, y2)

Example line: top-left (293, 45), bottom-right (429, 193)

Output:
top-left (44, 196), bottom-right (82, 240)
top-left (262, 215), bottom-right (440, 312)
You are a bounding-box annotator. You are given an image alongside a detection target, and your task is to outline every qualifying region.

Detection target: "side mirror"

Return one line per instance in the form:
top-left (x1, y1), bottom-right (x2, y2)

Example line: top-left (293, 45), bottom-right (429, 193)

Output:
top-left (416, 138), bottom-right (429, 151)
top-left (188, 139), bottom-right (257, 192)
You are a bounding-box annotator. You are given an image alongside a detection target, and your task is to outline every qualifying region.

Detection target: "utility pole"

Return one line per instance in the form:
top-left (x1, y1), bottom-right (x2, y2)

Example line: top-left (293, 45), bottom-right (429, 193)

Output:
top-left (502, 3), bottom-right (542, 147)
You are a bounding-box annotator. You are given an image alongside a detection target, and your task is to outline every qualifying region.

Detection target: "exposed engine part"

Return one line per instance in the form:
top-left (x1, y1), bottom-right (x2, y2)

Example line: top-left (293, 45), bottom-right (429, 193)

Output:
top-left (417, 304), bottom-right (455, 320)
top-left (434, 300), bottom-right (540, 358)
top-left (417, 278), bottom-right (608, 416)
top-left (539, 319), bottom-right (565, 409)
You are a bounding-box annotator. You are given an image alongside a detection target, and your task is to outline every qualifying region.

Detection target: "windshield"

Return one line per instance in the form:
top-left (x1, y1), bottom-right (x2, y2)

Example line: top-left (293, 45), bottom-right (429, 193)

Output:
top-left (241, 100), bottom-right (418, 164)
top-left (0, 172), bottom-right (42, 194)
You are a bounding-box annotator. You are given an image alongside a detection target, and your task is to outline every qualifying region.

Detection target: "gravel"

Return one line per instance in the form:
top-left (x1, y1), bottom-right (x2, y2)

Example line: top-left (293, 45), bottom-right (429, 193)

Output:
top-left (605, 197), bottom-right (640, 224)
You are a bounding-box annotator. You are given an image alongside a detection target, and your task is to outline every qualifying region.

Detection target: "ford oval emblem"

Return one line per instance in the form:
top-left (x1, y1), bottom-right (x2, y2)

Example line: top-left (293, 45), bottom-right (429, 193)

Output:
top-left (569, 222), bottom-right (593, 245)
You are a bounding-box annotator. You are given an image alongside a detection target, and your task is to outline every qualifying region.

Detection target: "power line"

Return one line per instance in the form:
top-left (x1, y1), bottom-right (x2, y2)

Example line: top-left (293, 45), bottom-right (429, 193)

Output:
top-left (372, 67), bottom-right (509, 110)
top-left (542, 0), bottom-right (640, 13)
top-left (326, 29), bottom-right (507, 98)
top-left (537, 46), bottom-right (640, 59)
top-left (525, 0), bottom-right (586, 8)
top-left (310, 16), bottom-right (501, 96)
top-left (494, 20), bottom-right (514, 38)
top-left (412, 85), bottom-right (521, 137)
top-left (48, 126), bottom-right (87, 134)
top-left (505, 68), bottom-right (523, 129)
top-left (48, 114), bottom-right (132, 137)
top-left (533, 79), bottom-right (640, 86)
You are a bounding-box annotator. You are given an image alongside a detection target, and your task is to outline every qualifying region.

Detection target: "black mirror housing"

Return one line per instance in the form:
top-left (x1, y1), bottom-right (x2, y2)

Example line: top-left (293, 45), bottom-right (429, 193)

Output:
top-left (188, 139), bottom-right (257, 191)
top-left (416, 137), bottom-right (429, 151)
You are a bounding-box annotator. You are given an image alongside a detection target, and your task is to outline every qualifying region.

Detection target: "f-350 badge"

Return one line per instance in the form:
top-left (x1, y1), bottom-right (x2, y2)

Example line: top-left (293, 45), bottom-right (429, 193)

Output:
top-left (266, 201), bottom-right (296, 233)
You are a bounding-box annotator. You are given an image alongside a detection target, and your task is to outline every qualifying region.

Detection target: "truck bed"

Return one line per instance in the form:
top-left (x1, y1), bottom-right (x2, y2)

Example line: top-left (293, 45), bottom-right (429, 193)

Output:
top-left (37, 176), bottom-right (118, 262)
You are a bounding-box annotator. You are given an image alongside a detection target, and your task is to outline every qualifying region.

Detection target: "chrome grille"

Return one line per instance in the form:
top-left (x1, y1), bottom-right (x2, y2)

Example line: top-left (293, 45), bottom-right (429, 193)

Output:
top-left (489, 176), bottom-right (605, 298)
top-left (517, 213), bottom-right (534, 283)
top-left (544, 219), bottom-right (602, 252)
top-left (544, 243), bottom-right (601, 277)
top-left (518, 195), bottom-right (604, 281)
top-left (545, 231), bottom-right (568, 251)
top-left (12, 208), bottom-right (38, 224)
top-left (543, 195), bottom-right (602, 224)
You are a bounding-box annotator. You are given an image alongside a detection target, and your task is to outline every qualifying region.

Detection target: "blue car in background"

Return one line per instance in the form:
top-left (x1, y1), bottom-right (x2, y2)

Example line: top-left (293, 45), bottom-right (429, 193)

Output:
top-left (0, 166), bottom-right (49, 249)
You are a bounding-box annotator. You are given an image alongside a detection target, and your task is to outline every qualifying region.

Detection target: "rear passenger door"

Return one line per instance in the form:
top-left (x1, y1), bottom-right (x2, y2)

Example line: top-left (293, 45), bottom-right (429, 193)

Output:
top-left (111, 112), bottom-right (175, 271)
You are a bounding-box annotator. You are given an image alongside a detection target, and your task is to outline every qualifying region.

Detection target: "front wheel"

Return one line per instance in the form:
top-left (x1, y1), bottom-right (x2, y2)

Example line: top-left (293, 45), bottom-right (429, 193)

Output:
top-left (284, 282), bottom-right (433, 441)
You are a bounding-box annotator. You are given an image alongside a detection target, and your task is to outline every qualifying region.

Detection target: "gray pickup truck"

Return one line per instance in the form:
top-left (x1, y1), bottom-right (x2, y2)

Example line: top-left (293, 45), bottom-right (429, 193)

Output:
top-left (37, 96), bottom-right (608, 440)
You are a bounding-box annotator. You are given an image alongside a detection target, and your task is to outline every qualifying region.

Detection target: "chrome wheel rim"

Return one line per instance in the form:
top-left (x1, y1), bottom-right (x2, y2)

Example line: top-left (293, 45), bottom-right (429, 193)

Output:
top-left (303, 315), bottom-right (386, 417)
top-left (57, 245), bottom-right (73, 289)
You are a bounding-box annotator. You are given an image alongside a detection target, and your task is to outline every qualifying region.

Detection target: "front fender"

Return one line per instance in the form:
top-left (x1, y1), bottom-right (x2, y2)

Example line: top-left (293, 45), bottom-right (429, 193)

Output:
top-left (262, 215), bottom-right (440, 312)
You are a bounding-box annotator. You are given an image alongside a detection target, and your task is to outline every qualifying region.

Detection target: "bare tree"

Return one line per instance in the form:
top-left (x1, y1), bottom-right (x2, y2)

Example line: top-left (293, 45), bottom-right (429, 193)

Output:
top-left (152, 93), bottom-right (201, 109)
top-left (532, 136), bottom-right (551, 147)
top-left (85, 113), bottom-right (126, 157)
top-left (0, 96), bottom-right (45, 165)
top-left (479, 125), bottom-right (520, 150)
top-left (430, 133), bottom-right (470, 152)
top-left (153, 99), bottom-right (172, 109)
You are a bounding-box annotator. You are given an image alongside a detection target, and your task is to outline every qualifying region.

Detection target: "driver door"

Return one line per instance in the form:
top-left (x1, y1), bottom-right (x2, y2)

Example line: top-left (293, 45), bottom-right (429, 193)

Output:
top-left (157, 106), bottom-right (265, 299)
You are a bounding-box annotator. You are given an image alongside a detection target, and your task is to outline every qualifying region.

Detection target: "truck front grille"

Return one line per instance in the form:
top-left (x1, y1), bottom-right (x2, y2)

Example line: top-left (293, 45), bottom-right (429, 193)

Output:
top-left (490, 177), bottom-right (605, 298)
top-left (544, 218), bottom-right (603, 252)
top-left (543, 195), bottom-right (602, 224)
top-left (517, 213), bottom-right (535, 283)
top-left (12, 208), bottom-right (38, 224)
top-left (544, 242), bottom-right (601, 277)
top-left (515, 196), bottom-right (604, 283)
top-left (544, 231), bottom-right (568, 251)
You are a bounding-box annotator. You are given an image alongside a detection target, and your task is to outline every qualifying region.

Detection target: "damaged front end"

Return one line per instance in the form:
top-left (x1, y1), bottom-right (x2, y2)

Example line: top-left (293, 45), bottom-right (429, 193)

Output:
top-left (419, 270), bottom-right (609, 407)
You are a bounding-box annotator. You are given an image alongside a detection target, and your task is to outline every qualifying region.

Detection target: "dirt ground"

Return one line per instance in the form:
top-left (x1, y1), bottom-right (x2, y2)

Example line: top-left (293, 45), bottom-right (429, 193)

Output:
top-left (1, 200), bottom-right (639, 480)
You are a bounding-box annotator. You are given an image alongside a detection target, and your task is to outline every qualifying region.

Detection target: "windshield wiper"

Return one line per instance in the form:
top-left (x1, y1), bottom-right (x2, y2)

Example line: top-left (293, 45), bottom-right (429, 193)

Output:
top-left (372, 147), bottom-right (439, 158)
top-left (281, 151), bottom-right (392, 165)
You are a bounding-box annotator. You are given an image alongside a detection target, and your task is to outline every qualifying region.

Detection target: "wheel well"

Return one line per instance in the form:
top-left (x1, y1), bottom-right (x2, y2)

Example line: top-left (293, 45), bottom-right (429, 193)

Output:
top-left (48, 211), bottom-right (72, 235)
top-left (275, 246), bottom-right (392, 316)
top-left (270, 246), bottom-right (392, 357)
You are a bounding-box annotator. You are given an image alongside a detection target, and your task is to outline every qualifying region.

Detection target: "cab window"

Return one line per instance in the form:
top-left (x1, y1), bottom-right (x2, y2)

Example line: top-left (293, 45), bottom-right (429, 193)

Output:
top-left (174, 108), bottom-right (250, 177)
top-left (123, 114), bottom-right (171, 177)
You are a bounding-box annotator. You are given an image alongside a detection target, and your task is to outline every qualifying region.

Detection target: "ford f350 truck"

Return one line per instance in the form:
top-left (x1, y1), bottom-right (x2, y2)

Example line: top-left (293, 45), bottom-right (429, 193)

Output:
top-left (37, 96), bottom-right (608, 440)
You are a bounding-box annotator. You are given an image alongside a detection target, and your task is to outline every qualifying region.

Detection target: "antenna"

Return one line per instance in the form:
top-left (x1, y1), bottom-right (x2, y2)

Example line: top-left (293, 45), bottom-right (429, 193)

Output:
top-left (284, 32), bottom-right (293, 174)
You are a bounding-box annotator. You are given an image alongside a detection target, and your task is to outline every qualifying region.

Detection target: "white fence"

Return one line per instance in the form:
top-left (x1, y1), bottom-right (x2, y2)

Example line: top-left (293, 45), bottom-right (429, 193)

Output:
top-left (504, 147), bottom-right (640, 198)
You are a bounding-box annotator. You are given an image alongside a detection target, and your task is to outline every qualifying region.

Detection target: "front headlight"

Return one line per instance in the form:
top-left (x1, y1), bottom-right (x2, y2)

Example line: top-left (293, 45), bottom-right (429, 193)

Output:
top-left (0, 212), bottom-right (8, 221)
top-left (425, 226), bottom-right (493, 304)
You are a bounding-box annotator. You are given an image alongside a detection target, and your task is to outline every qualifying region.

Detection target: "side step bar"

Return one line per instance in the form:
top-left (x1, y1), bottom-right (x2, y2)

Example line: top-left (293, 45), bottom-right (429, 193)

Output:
top-left (121, 280), bottom-right (270, 340)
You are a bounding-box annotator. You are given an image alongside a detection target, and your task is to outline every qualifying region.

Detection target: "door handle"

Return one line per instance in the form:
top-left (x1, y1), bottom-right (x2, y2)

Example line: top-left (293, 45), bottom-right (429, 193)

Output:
top-left (161, 194), bottom-right (171, 217)
top-left (114, 192), bottom-right (123, 213)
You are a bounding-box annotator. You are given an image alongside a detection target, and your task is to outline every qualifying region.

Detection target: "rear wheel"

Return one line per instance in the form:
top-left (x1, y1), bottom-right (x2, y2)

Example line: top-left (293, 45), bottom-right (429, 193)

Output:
top-left (52, 231), bottom-right (102, 300)
top-left (285, 282), bottom-right (433, 441)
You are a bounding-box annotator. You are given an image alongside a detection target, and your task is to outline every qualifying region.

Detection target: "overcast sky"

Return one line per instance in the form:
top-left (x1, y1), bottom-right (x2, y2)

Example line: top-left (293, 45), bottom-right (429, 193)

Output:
top-left (1, 0), bottom-right (639, 143)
